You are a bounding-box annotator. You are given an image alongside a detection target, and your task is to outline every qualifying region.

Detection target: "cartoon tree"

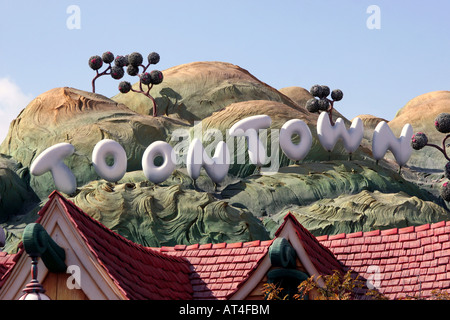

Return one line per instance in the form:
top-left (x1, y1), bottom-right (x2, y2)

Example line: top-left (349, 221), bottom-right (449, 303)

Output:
top-left (305, 85), bottom-right (343, 125)
top-left (411, 113), bottom-right (450, 201)
top-left (88, 51), bottom-right (163, 117)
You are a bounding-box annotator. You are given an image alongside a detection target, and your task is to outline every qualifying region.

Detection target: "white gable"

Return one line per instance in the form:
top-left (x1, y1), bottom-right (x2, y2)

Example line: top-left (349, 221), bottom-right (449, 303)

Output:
top-left (0, 197), bottom-right (126, 300)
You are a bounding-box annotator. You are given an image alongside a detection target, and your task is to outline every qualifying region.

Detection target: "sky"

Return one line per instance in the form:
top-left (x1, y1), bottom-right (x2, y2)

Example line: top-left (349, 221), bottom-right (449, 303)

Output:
top-left (0, 0), bottom-right (449, 142)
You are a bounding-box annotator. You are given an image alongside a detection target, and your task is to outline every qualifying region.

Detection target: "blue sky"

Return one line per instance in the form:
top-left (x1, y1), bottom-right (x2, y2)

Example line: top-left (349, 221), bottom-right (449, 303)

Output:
top-left (0, 0), bottom-right (449, 141)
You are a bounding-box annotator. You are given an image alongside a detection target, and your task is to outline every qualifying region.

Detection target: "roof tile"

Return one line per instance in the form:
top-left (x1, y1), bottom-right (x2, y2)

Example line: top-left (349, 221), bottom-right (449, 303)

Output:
top-left (381, 228), bottom-right (398, 236)
top-left (347, 231), bottom-right (363, 238)
top-left (415, 224), bottom-right (430, 232)
top-left (329, 233), bottom-right (346, 240)
top-left (399, 226), bottom-right (415, 234)
top-left (212, 242), bottom-right (227, 249)
top-left (243, 240), bottom-right (260, 247)
top-left (186, 244), bottom-right (200, 250)
top-left (434, 227), bottom-right (448, 236)
top-left (431, 221), bottom-right (446, 229)
top-left (364, 230), bottom-right (380, 237)
top-left (226, 242), bottom-right (243, 249)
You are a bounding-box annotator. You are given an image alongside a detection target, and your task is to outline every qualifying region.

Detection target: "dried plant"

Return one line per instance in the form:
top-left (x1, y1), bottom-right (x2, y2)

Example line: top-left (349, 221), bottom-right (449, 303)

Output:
top-left (306, 85), bottom-right (343, 125)
top-left (411, 112), bottom-right (450, 201)
top-left (88, 51), bottom-right (163, 117)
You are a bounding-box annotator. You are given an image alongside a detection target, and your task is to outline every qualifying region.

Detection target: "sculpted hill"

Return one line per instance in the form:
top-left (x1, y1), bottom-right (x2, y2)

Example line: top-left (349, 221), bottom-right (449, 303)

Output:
top-left (112, 61), bottom-right (302, 122)
top-left (388, 90), bottom-right (450, 170)
top-left (353, 114), bottom-right (389, 143)
top-left (0, 61), bottom-right (448, 252)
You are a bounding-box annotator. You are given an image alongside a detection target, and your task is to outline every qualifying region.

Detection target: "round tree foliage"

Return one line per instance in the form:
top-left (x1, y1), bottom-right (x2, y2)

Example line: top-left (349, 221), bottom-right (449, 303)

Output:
top-left (114, 55), bottom-right (128, 68)
top-left (434, 113), bottom-right (450, 133)
top-left (102, 51), bottom-right (114, 64)
top-left (127, 65), bottom-right (140, 76)
top-left (118, 81), bottom-right (132, 94)
top-left (128, 52), bottom-right (143, 67)
top-left (89, 55), bottom-right (103, 70)
top-left (411, 132), bottom-right (428, 150)
top-left (445, 162), bottom-right (450, 180)
top-left (320, 86), bottom-right (330, 99)
top-left (318, 98), bottom-right (330, 111)
top-left (110, 66), bottom-right (124, 80)
top-left (140, 72), bottom-right (152, 85)
top-left (150, 70), bottom-right (164, 85)
top-left (306, 98), bottom-right (320, 113)
top-left (441, 182), bottom-right (450, 202)
top-left (331, 89), bottom-right (344, 101)
top-left (310, 85), bottom-right (323, 98)
top-left (148, 52), bottom-right (160, 65)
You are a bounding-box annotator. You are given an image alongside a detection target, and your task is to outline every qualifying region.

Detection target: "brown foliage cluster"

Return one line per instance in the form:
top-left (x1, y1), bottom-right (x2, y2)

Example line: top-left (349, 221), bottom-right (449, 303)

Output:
top-left (263, 269), bottom-right (450, 300)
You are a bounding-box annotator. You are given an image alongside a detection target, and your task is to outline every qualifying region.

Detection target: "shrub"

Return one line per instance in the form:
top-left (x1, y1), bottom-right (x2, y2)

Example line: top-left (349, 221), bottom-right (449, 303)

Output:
top-left (435, 113), bottom-right (450, 133)
top-left (411, 112), bottom-right (450, 201)
top-left (88, 55), bottom-right (103, 71)
top-left (411, 132), bottom-right (428, 150)
top-left (88, 51), bottom-right (164, 117)
top-left (307, 84), bottom-right (344, 125)
top-left (102, 51), bottom-right (114, 64)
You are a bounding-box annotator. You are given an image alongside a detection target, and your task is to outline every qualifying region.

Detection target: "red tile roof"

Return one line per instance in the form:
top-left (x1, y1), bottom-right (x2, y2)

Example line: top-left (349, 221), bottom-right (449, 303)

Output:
top-left (0, 252), bottom-right (20, 289)
top-left (318, 221), bottom-right (450, 300)
top-left (39, 191), bottom-right (193, 300)
top-left (153, 239), bottom-right (273, 300)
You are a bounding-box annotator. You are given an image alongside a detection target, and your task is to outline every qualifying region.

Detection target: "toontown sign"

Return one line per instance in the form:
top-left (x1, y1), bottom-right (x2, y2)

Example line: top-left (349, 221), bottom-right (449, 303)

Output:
top-left (30, 112), bottom-right (413, 195)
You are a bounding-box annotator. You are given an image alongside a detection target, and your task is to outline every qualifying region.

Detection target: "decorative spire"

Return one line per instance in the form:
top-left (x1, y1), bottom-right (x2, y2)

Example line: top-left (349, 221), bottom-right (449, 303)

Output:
top-left (19, 256), bottom-right (50, 300)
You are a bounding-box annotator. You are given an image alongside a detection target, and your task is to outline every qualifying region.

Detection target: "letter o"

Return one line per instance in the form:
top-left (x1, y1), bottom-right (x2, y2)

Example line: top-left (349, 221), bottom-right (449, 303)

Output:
top-left (142, 141), bottom-right (176, 184)
top-left (279, 119), bottom-right (312, 161)
top-left (92, 139), bottom-right (127, 182)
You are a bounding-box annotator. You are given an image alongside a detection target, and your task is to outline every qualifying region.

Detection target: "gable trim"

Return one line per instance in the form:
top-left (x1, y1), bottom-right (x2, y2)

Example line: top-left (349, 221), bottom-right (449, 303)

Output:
top-left (229, 219), bottom-right (326, 299)
top-left (277, 219), bottom-right (325, 287)
top-left (228, 254), bottom-right (271, 300)
top-left (47, 197), bottom-right (128, 299)
top-left (0, 196), bottom-right (128, 300)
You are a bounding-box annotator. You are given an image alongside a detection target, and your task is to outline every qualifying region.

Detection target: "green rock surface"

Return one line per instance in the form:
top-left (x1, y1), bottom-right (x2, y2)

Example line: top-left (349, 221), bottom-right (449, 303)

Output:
top-left (221, 160), bottom-right (441, 218)
top-left (264, 190), bottom-right (449, 238)
top-left (69, 175), bottom-right (270, 247)
top-left (0, 154), bottom-right (39, 222)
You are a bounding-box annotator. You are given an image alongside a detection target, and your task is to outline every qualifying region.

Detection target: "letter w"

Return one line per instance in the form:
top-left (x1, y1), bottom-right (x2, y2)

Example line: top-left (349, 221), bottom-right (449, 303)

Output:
top-left (317, 112), bottom-right (364, 154)
top-left (372, 122), bottom-right (413, 167)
